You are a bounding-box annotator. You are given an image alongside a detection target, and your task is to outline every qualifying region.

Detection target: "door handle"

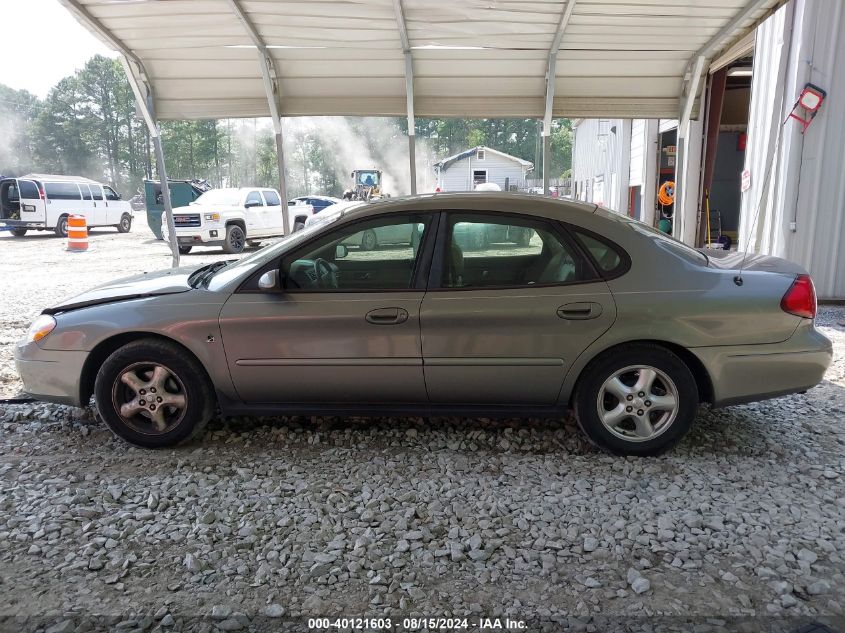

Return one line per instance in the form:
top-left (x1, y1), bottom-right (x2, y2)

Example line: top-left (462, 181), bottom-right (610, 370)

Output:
top-left (365, 308), bottom-right (409, 325)
top-left (557, 302), bottom-right (602, 320)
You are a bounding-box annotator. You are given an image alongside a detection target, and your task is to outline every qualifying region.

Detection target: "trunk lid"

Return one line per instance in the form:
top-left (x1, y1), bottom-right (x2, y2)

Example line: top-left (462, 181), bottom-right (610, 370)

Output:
top-left (704, 249), bottom-right (808, 275)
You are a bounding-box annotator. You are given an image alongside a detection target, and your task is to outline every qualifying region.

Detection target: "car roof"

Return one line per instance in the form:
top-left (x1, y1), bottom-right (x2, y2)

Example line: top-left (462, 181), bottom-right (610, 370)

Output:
top-left (21, 174), bottom-right (104, 185)
top-left (336, 192), bottom-right (599, 222)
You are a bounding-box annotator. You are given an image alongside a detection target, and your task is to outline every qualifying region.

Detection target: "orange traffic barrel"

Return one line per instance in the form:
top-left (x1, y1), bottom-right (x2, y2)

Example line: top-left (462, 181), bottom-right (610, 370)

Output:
top-left (66, 214), bottom-right (88, 252)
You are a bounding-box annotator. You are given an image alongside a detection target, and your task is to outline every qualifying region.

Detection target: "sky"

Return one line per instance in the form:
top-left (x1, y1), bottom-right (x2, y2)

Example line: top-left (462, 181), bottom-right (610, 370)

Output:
top-left (1, 0), bottom-right (114, 97)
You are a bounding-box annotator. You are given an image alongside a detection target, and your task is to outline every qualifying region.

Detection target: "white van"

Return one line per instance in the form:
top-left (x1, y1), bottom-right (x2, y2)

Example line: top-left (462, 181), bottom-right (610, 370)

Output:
top-left (0, 174), bottom-right (133, 237)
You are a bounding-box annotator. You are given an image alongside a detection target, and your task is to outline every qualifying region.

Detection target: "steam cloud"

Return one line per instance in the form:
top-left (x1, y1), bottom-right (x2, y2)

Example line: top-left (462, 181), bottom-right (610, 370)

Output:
top-left (283, 117), bottom-right (436, 196)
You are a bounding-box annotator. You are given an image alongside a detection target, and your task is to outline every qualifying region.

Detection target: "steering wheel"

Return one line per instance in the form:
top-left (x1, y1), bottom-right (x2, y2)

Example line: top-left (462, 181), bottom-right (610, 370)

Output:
top-left (313, 258), bottom-right (337, 289)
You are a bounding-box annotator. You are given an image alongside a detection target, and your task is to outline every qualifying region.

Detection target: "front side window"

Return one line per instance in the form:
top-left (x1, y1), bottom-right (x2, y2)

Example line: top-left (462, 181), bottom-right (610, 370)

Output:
top-left (103, 186), bottom-right (120, 201)
top-left (280, 214), bottom-right (431, 291)
top-left (245, 191), bottom-right (264, 207)
top-left (44, 182), bottom-right (81, 200)
top-left (262, 190), bottom-right (281, 206)
top-left (442, 213), bottom-right (591, 289)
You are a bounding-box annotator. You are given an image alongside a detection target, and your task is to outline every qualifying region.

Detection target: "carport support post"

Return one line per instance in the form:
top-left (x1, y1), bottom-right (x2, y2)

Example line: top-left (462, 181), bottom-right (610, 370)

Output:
top-left (120, 56), bottom-right (180, 268)
top-left (674, 54), bottom-right (706, 242)
top-left (405, 51), bottom-right (417, 196)
top-left (152, 137), bottom-right (180, 268)
top-left (542, 133), bottom-right (551, 196)
top-left (395, 1), bottom-right (417, 196)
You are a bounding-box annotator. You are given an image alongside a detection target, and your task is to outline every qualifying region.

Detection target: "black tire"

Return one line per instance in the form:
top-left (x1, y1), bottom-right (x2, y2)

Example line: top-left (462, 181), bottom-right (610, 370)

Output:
top-left (10, 228), bottom-right (27, 237)
top-left (55, 215), bottom-right (69, 237)
top-left (361, 229), bottom-right (378, 251)
top-left (573, 343), bottom-right (698, 456)
top-left (293, 221), bottom-right (306, 233)
top-left (178, 245), bottom-right (193, 255)
top-left (247, 240), bottom-right (262, 248)
top-left (94, 339), bottom-right (214, 448)
top-left (517, 228), bottom-right (532, 247)
top-left (223, 224), bottom-right (246, 254)
top-left (117, 214), bottom-right (132, 233)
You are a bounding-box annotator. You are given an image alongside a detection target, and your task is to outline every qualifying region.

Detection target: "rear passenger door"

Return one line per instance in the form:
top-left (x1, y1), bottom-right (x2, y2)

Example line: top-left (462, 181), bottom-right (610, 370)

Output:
top-left (420, 212), bottom-right (617, 406)
top-left (261, 189), bottom-right (284, 235)
top-left (243, 190), bottom-right (265, 235)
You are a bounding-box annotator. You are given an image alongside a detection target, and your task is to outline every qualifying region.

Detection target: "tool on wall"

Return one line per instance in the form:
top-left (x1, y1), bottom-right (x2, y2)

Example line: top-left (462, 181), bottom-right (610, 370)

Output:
top-left (788, 83), bottom-right (827, 134)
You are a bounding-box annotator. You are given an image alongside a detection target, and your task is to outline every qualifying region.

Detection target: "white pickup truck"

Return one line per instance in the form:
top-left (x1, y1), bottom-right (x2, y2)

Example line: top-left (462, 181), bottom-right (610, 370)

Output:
top-left (170, 187), bottom-right (314, 254)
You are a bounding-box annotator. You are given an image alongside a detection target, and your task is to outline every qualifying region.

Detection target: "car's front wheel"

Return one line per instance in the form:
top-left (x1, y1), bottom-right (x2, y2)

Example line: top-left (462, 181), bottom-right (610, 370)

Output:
top-left (223, 224), bottom-right (246, 254)
top-left (94, 339), bottom-right (214, 448)
top-left (10, 228), bottom-right (27, 237)
top-left (573, 344), bottom-right (698, 456)
top-left (178, 245), bottom-right (193, 255)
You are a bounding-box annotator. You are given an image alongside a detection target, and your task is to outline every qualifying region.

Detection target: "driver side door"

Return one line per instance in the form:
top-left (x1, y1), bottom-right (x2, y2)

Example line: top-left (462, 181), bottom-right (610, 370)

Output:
top-left (218, 212), bottom-right (437, 405)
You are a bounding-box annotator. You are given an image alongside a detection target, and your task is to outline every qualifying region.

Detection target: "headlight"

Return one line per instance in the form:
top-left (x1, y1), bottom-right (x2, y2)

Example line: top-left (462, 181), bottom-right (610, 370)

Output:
top-left (26, 314), bottom-right (56, 343)
top-left (204, 213), bottom-right (221, 221)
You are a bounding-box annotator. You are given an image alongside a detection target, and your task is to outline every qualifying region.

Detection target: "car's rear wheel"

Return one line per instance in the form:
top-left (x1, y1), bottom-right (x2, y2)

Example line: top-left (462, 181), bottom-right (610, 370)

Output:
top-left (573, 344), bottom-right (698, 456)
top-left (223, 224), bottom-right (246, 254)
top-left (178, 245), bottom-right (192, 255)
top-left (10, 228), bottom-right (27, 237)
top-left (94, 339), bottom-right (214, 448)
top-left (55, 215), bottom-right (69, 237)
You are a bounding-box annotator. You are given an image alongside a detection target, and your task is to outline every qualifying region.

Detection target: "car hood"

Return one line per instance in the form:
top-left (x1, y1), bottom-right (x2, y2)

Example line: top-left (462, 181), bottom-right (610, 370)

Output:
top-left (704, 249), bottom-right (808, 275)
top-left (43, 266), bottom-right (198, 314)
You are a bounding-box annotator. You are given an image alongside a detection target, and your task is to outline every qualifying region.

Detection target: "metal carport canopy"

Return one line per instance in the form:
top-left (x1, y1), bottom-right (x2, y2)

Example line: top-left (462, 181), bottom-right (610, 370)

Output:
top-left (61, 0), bottom-right (783, 121)
top-left (58, 0), bottom-right (785, 267)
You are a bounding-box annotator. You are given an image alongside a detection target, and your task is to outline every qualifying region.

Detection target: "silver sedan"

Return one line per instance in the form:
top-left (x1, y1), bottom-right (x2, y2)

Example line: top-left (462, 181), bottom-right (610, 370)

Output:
top-left (15, 193), bottom-right (832, 455)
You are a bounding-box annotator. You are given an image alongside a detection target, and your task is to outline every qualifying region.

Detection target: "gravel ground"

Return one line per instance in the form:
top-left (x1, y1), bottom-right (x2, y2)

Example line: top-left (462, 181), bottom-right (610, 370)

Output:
top-left (1, 220), bottom-right (844, 633)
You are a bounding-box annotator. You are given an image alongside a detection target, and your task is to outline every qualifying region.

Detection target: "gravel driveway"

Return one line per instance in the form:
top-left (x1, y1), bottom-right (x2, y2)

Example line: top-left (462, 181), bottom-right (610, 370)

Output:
top-left (0, 221), bottom-right (843, 633)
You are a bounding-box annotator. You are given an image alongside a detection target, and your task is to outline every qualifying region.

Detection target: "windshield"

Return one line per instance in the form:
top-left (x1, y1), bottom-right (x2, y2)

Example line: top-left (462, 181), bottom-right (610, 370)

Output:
top-left (356, 171), bottom-right (380, 186)
top-left (192, 189), bottom-right (242, 206)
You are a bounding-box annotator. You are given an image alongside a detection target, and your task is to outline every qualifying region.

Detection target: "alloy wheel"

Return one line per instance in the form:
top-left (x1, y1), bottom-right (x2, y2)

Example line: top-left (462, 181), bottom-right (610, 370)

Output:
top-left (596, 365), bottom-right (679, 442)
top-left (111, 362), bottom-right (187, 435)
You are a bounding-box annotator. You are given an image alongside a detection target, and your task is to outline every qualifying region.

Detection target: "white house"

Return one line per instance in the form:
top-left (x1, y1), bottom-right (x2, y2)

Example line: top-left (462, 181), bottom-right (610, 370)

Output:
top-left (434, 146), bottom-right (533, 192)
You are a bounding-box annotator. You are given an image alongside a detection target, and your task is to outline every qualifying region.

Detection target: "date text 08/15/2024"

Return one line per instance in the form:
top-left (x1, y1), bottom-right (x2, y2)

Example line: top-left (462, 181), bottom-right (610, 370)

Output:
top-left (307, 617), bottom-right (527, 630)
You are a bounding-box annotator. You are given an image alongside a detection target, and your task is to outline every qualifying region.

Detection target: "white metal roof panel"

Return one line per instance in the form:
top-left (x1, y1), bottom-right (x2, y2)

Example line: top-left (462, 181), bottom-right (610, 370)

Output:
top-left (59, 0), bottom-right (785, 120)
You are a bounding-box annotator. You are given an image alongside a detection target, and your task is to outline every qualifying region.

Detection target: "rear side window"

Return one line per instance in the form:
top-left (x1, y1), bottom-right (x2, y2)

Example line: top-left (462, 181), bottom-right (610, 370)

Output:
top-left (443, 213), bottom-right (593, 289)
top-left (17, 180), bottom-right (39, 199)
top-left (44, 182), bottom-right (81, 200)
top-left (263, 190), bottom-right (281, 206)
top-left (571, 229), bottom-right (627, 277)
top-left (81, 185), bottom-right (93, 200)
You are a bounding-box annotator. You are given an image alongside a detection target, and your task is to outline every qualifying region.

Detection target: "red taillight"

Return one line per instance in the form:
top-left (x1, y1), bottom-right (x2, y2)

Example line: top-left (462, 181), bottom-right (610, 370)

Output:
top-left (38, 186), bottom-right (45, 200)
top-left (781, 274), bottom-right (817, 319)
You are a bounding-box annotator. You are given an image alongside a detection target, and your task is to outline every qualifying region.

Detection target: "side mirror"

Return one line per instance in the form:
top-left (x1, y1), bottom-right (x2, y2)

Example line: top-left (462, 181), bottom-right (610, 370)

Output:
top-left (245, 200), bottom-right (260, 209)
top-left (258, 269), bottom-right (278, 290)
top-left (335, 244), bottom-right (348, 259)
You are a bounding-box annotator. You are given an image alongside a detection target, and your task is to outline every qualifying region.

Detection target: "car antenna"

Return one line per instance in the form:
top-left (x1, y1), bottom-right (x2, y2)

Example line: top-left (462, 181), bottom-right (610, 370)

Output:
top-left (734, 111), bottom-right (791, 287)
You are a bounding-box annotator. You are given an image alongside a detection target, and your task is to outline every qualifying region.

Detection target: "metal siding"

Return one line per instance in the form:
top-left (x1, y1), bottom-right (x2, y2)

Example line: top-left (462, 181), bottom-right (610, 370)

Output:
top-left (740, 0), bottom-right (845, 298)
top-left (571, 118), bottom-right (630, 213)
top-left (629, 119), bottom-right (646, 187)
